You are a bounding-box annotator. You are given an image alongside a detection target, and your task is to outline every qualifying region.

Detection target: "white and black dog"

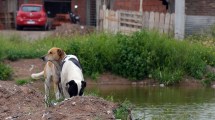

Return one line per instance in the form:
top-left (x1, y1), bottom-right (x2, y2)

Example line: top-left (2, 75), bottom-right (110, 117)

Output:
top-left (41, 47), bottom-right (86, 98)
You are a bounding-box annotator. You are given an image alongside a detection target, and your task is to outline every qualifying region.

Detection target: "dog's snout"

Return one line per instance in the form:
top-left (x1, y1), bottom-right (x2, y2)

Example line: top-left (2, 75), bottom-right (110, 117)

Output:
top-left (41, 56), bottom-right (45, 61)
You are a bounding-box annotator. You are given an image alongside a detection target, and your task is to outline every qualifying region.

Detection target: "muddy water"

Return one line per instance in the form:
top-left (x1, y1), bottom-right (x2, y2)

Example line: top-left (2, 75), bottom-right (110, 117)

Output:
top-left (87, 84), bottom-right (215, 120)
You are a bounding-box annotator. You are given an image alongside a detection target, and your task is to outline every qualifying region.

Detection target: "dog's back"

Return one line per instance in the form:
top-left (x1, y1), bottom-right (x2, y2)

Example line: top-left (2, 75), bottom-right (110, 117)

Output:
top-left (61, 55), bottom-right (86, 98)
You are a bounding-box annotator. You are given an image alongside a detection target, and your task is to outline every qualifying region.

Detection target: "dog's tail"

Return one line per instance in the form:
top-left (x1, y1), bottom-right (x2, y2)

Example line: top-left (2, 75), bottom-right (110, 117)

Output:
top-left (31, 71), bottom-right (44, 79)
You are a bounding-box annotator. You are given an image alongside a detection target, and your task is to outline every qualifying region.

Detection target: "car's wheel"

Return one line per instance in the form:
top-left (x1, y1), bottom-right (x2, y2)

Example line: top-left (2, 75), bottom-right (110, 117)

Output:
top-left (42, 25), bottom-right (47, 31)
top-left (16, 25), bottom-right (22, 30)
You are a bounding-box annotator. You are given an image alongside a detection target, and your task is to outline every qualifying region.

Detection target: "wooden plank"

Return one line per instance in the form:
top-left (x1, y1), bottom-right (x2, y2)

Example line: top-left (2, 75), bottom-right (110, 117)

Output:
top-left (108, 10), bottom-right (119, 33)
top-left (164, 13), bottom-right (170, 33)
top-left (159, 13), bottom-right (165, 33)
top-left (120, 16), bottom-right (142, 22)
top-left (104, 9), bottom-right (109, 30)
top-left (143, 11), bottom-right (149, 29)
top-left (169, 13), bottom-right (175, 34)
top-left (154, 12), bottom-right (160, 30)
top-left (120, 21), bottom-right (143, 27)
top-left (149, 12), bottom-right (155, 30)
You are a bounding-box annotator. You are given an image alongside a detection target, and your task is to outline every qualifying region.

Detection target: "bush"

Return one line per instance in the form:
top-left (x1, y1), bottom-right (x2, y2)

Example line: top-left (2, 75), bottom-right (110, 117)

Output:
top-left (0, 63), bottom-right (12, 80)
top-left (1, 30), bottom-right (215, 85)
top-left (114, 100), bottom-right (132, 120)
top-left (67, 33), bottom-right (118, 77)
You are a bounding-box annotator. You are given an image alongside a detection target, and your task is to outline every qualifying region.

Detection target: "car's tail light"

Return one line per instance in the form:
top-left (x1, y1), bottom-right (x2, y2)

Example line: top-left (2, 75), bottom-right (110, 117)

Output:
top-left (17, 12), bottom-right (20, 17)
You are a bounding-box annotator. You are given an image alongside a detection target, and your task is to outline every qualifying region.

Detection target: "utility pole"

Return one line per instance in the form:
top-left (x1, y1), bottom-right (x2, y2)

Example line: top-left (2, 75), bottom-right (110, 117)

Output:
top-left (175, 0), bottom-right (185, 40)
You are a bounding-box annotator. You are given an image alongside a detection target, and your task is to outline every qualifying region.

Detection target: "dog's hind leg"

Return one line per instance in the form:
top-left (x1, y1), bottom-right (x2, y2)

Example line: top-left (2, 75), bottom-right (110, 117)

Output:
top-left (53, 80), bottom-right (62, 100)
top-left (44, 77), bottom-right (51, 107)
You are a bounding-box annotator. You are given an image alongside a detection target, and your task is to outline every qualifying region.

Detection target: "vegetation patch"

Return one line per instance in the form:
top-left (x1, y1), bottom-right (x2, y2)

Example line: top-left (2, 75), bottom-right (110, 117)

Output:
top-left (0, 63), bottom-right (12, 80)
top-left (1, 30), bottom-right (215, 85)
top-left (114, 100), bottom-right (133, 120)
top-left (15, 79), bottom-right (30, 85)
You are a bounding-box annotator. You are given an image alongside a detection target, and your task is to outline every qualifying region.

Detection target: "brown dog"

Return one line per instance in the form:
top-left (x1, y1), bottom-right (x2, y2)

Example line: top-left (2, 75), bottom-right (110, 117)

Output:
top-left (31, 59), bottom-right (63, 106)
top-left (41, 47), bottom-right (86, 99)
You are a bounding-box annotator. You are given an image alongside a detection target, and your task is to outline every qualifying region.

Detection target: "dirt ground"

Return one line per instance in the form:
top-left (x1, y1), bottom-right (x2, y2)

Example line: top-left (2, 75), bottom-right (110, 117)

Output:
top-left (1, 59), bottom-right (118, 120)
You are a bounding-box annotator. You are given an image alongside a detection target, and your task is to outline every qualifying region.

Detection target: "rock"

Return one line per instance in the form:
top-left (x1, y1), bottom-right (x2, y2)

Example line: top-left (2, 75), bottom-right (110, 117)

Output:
top-left (160, 84), bottom-right (165, 87)
top-left (72, 102), bottom-right (76, 106)
top-left (132, 82), bottom-right (137, 86)
top-left (212, 84), bottom-right (215, 89)
top-left (107, 110), bottom-right (111, 114)
top-left (20, 86), bottom-right (33, 94)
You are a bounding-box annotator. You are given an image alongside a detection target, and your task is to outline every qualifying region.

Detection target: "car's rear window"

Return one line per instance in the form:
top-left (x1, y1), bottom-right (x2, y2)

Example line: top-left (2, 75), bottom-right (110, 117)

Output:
top-left (22, 6), bottom-right (41, 12)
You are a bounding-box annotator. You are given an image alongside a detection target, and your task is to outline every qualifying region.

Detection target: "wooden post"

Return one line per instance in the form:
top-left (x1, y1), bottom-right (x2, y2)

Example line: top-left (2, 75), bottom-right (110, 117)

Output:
top-left (175, 0), bottom-right (185, 40)
top-left (96, 0), bottom-right (101, 31)
top-left (139, 0), bottom-right (143, 12)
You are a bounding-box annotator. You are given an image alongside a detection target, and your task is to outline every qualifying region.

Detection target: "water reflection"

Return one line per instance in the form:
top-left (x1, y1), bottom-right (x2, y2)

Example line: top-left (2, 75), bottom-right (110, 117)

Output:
top-left (86, 84), bottom-right (215, 119)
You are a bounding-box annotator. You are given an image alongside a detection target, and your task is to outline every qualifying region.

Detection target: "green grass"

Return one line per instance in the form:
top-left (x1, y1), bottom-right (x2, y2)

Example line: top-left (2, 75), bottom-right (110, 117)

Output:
top-left (1, 30), bottom-right (215, 85)
top-left (114, 100), bottom-right (133, 120)
top-left (15, 79), bottom-right (31, 85)
top-left (0, 63), bottom-right (12, 80)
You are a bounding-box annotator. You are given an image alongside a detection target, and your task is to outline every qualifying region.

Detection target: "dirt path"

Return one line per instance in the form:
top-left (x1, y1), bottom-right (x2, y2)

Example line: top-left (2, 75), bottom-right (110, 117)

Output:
top-left (0, 30), bottom-right (53, 41)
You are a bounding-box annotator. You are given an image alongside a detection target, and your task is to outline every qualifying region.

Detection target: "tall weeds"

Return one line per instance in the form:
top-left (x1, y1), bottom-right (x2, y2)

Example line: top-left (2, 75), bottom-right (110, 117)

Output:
top-left (0, 30), bottom-right (215, 85)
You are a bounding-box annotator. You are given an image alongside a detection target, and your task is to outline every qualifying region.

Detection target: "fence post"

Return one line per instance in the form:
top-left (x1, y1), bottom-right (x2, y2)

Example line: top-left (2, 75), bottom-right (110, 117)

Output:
top-left (139, 0), bottom-right (143, 12)
top-left (175, 0), bottom-right (185, 40)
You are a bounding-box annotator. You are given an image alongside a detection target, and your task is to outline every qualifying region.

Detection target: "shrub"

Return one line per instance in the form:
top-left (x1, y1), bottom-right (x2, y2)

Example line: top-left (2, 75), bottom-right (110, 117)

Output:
top-left (0, 63), bottom-right (12, 80)
top-left (1, 30), bottom-right (215, 85)
top-left (114, 100), bottom-right (132, 120)
top-left (67, 33), bottom-right (118, 77)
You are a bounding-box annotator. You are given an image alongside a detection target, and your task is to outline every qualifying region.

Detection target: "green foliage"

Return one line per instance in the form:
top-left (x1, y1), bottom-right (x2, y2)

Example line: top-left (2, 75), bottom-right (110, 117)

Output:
top-left (0, 63), bottom-right (12, 80)
top-left (202, 72), bottom-right (215, 86)
top-left (1, 30), bottom-right (215, 85)
top-left (114, 100), bottom-right (132, 120)
top-left (152, 68), bottom-right (183, 85)
top-left (15, 79), bottom-right (30, 85)
top-left (67, 33), bottom-right (118, 77)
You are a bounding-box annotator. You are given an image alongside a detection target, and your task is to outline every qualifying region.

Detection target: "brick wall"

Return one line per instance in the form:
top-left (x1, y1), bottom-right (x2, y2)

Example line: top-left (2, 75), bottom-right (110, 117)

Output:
top-left (71, 0), bottom-right (87, 25)
top-left (186, 0), bottom-right (215, 16)
top-left (113, 0), bottom-right (140, 11)
top-left (0, 0), bottom-right (3, 12)
top-left (113, 0), bottom-right (167, 13)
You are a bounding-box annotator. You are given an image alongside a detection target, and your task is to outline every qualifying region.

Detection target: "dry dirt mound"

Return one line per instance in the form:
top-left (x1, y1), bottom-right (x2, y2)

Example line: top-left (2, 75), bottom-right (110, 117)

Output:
top-left (44, 96), bottom-right (117, 120)
top-left (0, 81), bottom-right (44, 119)
top-left (54, 23), bottom-right (95, 37)
top-left (0, 80), bottom-right (117, 120)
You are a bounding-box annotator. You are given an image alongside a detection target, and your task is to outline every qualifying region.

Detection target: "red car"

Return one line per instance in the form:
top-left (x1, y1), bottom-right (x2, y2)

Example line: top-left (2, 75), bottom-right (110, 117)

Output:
top-left (16, 4), bottom-right (48, 30)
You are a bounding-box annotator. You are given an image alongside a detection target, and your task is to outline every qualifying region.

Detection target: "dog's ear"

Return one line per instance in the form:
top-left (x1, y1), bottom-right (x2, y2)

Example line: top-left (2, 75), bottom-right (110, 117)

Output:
top-left (81, 81), bottom-right (87, 88)
top-left (57, 48), bottom-right (64, 57)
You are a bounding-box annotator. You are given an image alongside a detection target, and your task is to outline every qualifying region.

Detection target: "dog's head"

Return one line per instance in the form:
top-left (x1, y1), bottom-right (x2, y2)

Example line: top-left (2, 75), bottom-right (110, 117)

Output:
top-left (41, 47), bottom-right (65, 62)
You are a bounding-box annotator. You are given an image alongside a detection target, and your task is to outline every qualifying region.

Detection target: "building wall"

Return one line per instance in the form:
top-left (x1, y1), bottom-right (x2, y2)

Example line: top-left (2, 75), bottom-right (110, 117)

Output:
top-left (71, 0), bottom-right (87, 25)
top-left (185, 0), bottom-right (215, 35)
top-left (113, 0), bottom-right (167, 13)
top-left (186, 0), bottom-right (215, 16)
